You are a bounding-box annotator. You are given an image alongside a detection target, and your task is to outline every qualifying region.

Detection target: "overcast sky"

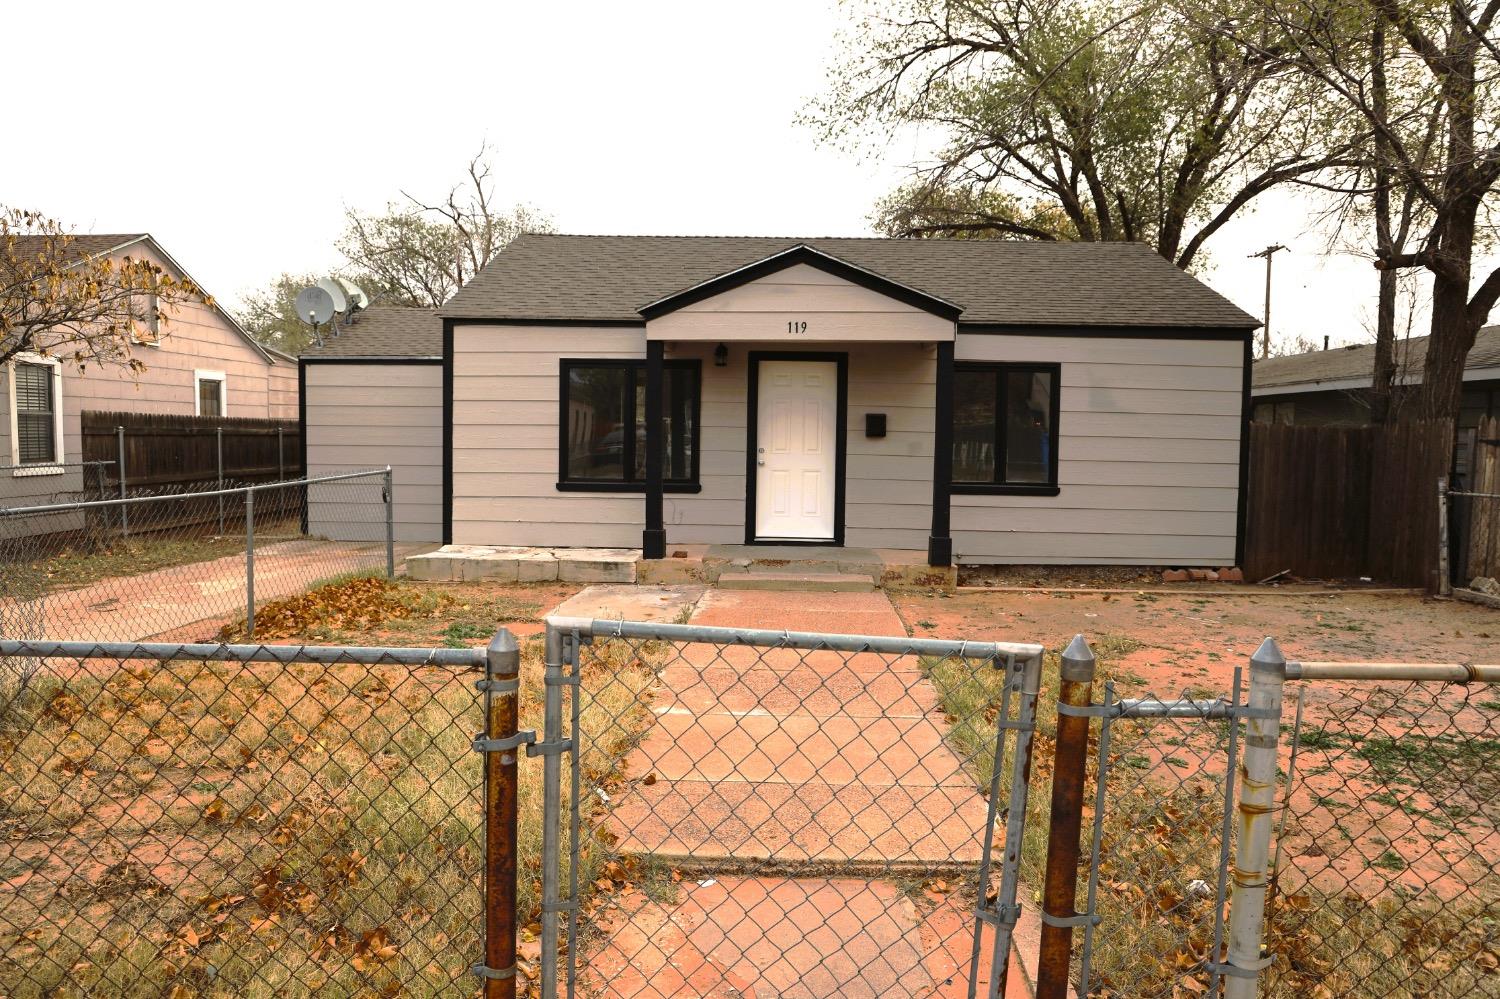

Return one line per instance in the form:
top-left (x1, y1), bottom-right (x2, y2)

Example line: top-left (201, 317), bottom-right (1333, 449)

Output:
top-left (9, 0), bottom-right (1494, 351)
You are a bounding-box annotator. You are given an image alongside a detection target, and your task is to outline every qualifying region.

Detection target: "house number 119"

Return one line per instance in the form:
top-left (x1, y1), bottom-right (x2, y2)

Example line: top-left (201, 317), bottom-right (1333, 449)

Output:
top-left (787, 321), bottom-right (807, 334)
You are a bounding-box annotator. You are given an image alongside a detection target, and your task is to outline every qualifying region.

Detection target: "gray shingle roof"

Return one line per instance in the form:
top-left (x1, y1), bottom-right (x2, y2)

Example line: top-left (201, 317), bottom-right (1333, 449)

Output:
top-left (1253, 325), bottom-right (1500, 391)
top-left (441, 234), bottom-right (1260, 328)
top-left (298, 305), bottom-right (441, 359)
top-left (8, 233), bottom-right (149, 263)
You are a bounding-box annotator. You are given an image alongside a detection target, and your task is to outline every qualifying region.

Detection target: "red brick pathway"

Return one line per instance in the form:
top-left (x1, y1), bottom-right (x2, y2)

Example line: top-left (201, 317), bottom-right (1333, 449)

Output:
top-left (589, 588), bottom-right (1032, 997)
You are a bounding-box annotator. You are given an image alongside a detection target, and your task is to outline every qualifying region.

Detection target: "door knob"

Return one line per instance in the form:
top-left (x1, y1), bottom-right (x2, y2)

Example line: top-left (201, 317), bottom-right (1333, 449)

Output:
top-left (757, 460), bottom-right (765, 466)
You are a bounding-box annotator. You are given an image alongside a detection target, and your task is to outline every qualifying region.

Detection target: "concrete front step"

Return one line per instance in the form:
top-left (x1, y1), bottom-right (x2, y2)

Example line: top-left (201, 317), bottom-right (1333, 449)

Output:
top-left (718, 570), bottom-right (876, 592)
top-left (407, 544), bottom-right (637, 583)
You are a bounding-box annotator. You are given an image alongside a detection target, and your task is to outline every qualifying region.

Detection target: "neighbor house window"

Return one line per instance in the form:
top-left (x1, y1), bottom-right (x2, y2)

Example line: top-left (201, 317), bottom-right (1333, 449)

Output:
top-left (559, 359), bottom-right (700, 491)
top-left (952, 362), bottom-right (1060, 493)
top-left (8, 357), bottom-right (64, 469)
top-left (195, 370), bottom-right (226, 417)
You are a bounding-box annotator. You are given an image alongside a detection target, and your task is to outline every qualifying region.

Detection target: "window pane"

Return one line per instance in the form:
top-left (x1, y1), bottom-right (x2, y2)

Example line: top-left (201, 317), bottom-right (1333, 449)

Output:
top-left (664, 366), bottom-right (695, 481)
top-left (1004, 370), bottom-right (1052, 484)
top-left (631, 366), bottom-right (697, 482)
top-left (18, 413), bottom-right (54, 463)
top-left (199, 379), bottom-right (222, 418)
top-left (567, 366), bottom-right (629, 480)
top-left (953, 368), bottom-right (997, 482)
top-left (15, 363), bottom-right (51, 414)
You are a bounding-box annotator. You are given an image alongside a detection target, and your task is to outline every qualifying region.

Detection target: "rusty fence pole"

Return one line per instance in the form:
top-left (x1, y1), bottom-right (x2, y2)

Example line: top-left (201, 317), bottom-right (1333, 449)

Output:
top-left (474, 628), bottom-right (523, 998)
top-left (1222, 638), bottom-right (1286, 999)
top-left (1035, 634), bottom-right (1097, 999)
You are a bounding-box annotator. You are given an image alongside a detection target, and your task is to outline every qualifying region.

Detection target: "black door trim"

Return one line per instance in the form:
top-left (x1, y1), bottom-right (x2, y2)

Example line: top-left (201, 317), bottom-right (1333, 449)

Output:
top-left (744, 351), bottom-right (848, 546)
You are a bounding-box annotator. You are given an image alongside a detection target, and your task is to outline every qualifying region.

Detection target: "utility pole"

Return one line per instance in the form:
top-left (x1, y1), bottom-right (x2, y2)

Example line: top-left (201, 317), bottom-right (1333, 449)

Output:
top-left (1250, 244), bottom-right (1286, 358)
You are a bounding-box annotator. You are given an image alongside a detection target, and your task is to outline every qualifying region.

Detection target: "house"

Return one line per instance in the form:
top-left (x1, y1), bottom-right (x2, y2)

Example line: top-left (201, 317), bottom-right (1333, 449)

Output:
top-left (1251, 325), bottom-right (1500, 480)
top-left (301, 235), bottom-right (1259, 566)
top-left (2, 233), bottom-right (298, 504)
top-left (299, 305), bottom-right (443, 542)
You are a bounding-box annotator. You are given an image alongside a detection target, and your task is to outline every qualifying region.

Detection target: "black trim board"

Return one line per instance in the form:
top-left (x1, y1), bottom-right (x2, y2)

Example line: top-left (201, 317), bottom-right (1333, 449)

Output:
top-left (744, 352), bottom-right (848, 546)
top-left (928, 341), bottom-right (954, 566)
top-left (300, 356), bottom-right (444, 365)
top-left (442, 318), bottom-right (454, 545)
top-left (439, 317), bottom-right (646, 328)
top-left (642, 245), bottom-right (963, 322)
top-left (1235, 332), bottom-right (1252, 568)
top-left (958, 323), bottom-right (1257, 339)
top-left (297, 359), bottom-right (308, 535)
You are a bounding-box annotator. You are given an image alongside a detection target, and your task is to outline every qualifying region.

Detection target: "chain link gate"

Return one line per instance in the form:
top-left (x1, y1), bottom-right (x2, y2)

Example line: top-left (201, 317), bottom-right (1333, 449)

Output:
top-left (1030, 648), bottom-right (1271, 999)
top-left (534, 616), bottom-right (1044, 999)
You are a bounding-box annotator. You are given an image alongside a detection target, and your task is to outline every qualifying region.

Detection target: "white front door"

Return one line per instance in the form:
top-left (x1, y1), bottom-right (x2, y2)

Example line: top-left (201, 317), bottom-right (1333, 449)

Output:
top-left (754, 359), bottom-right (838, 541)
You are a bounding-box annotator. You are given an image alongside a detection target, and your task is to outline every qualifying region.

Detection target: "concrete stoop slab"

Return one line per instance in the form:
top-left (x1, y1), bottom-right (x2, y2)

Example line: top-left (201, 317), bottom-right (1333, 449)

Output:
top-left (407, 544), bottom-right (638, 583)
top-left (718, 570), bottom-right (877, 593)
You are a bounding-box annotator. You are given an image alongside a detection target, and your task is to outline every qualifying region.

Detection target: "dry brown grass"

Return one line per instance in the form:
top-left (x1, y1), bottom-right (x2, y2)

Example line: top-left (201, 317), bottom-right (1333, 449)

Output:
top-left (0, 631), bottom-right (657, 997)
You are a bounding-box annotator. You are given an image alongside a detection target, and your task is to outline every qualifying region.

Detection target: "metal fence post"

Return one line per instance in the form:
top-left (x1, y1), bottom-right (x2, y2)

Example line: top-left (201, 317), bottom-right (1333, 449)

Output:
top-left (539, 622), bottom-right (566, 999)
top-left (384, 466), bottom-right (395, 577)
top-left (277, 426), bottom-right (285, 481)
top-left (1222, 638), bottom-right (1286, 999)
top-left (245, 488), bottom-right (255, 638)
top-left (479, 629), bottom-right (521, 999)
top-left (1036, 634), bottom-right (1097, 999)
top-left (116, 426), bottom-right (128, 537)
top-left (216, 427), bottom-right (225, 535)
top-left (1438, 477), bottom-right (1452, 597)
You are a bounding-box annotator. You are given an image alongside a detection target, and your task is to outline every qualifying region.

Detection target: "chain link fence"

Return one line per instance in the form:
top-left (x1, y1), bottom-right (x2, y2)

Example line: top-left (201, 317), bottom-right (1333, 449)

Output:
top-left (1068, 678), bottom-right (1245, 999)
top-left (0, 469), bottom-right (396, 643)
top-left (536, 617), bottom-right (1045, 999)
top-left (0, 637), bottom-right (489, 998)
top-left (1039, 643), bottom-right (1500, 999)
top-left (1267, 668), bottom-right (1500, 998)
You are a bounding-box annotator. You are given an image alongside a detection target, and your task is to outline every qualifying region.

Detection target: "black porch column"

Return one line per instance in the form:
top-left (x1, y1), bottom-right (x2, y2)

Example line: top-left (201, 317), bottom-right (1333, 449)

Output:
top-left (643, 340), bottom-right (666, 559)
top-left (928, 340), bottom-right (954, 567)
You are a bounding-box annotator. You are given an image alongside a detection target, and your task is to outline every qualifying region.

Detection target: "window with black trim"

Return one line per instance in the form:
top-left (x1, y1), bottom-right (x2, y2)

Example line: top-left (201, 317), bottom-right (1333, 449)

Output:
top-left (559, 359), bottom-right (700, 491)
top-left (952, 362), bottom-right (1060, 493)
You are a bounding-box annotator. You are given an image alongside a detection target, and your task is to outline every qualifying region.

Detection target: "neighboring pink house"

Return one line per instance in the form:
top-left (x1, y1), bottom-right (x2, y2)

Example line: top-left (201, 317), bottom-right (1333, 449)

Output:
top-left (2, 233), bottom-right (297, 499)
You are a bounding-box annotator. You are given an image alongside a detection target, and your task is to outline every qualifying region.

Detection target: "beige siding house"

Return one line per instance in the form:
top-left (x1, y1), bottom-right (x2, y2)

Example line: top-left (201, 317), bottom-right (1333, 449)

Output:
top-left (299, 307), bottom-right (444, 543)
top-left (425, 235), bottom-right (1259, 568)
top-left (304, 235), bottom-right (1257, 567)
top-left (2, 234), bottom-right (297, 505)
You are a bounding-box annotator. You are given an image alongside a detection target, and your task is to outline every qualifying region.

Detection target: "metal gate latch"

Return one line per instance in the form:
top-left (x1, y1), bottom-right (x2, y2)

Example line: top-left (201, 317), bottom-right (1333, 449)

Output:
top-left (472, 731), bottom-right (536, 754)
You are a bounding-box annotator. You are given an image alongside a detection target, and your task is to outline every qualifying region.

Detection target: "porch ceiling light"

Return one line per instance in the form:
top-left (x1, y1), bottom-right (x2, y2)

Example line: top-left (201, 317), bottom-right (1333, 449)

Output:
top-left (714, 342), bottom-right (728, 367)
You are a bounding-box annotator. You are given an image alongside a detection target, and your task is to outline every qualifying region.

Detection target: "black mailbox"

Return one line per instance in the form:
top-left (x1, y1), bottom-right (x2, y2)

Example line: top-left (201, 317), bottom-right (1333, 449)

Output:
top-left (865, 413), bottom-right (887, 438)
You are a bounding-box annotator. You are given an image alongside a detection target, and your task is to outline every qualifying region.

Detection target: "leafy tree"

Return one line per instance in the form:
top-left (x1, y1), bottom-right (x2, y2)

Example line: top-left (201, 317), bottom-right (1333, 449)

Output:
top-left (1201, 0), bottom-right (1500, 422)
top-left (339, 146), bottom-right (551, 308)
top-left (1, 208), bottom-right (207, 371)
top-left (809, 0), bottom-right (1361, 268)
top-left (237, 147), bottom-right (551, 349)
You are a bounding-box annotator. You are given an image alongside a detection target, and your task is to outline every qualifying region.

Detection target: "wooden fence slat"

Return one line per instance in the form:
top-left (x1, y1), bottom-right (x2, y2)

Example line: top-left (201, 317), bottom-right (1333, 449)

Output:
top-left (1244, 420), bottom-right (1450, 586)
top-left (81, 410), bottom-right (302, 491)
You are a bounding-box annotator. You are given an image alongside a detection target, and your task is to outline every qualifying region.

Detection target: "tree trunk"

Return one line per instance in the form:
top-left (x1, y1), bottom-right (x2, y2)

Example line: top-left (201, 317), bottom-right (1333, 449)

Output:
top-left (1368, 25), bottom-right (1397, 425)
top-left (1419, 194), bottom-right (1480, 424)
top-left (1370, 266), bottom-right (1399, 423)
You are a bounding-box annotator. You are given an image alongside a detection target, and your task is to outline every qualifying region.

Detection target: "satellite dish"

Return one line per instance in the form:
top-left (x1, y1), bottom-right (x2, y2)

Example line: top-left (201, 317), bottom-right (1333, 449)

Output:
top-left (336, 277), bottom-right (369, 312)
top-left (316, 277), bottom-right (349, 314)
top-left (295, 285), bottom-right (335, 326)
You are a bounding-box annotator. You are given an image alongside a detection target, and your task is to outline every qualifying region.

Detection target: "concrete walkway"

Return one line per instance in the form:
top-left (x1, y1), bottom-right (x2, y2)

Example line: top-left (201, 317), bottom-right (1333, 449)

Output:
top-left (3, 539), bottom-right (411, 642)
top-left (588, 587), bottom-right (1031, 998)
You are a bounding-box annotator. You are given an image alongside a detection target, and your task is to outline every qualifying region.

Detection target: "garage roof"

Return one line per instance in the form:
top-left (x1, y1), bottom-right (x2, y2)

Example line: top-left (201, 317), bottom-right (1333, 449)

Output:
top-left (440, 234), bottom-right (1260, 330)
top-left (298, 305), bottom-right (441, 359)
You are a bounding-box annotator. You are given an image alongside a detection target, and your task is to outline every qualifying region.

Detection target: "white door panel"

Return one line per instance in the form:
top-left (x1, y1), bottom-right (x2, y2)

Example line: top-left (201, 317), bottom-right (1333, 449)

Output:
top-left (755, 360), bottom-right (838, 540)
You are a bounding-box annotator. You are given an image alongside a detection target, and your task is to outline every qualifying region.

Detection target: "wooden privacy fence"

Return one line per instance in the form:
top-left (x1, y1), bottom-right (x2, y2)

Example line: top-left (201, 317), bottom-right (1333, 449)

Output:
top-left (81, 411), bottom-right (302, 491)
top-left (1454, 414), bottom-right (1500, 582)
top-left (1243, 419), bottom-right (1453, 587)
